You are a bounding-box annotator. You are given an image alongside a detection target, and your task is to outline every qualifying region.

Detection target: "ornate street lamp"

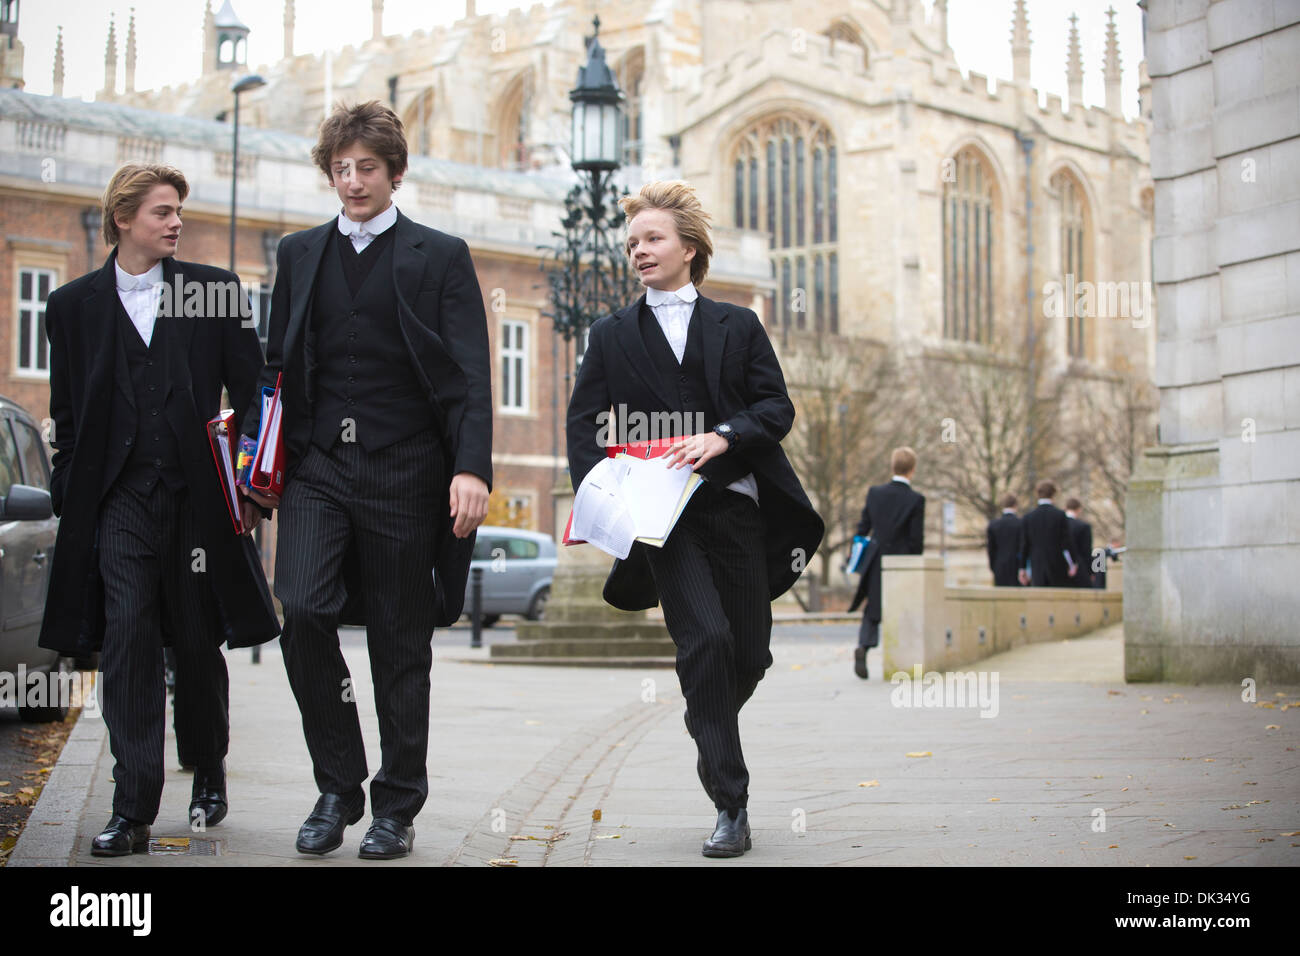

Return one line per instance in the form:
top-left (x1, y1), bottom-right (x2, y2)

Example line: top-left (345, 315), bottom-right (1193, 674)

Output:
top-left (512, 18), bottom-right (672, 663)
top-left (542, 16), bottom-right (638, 479)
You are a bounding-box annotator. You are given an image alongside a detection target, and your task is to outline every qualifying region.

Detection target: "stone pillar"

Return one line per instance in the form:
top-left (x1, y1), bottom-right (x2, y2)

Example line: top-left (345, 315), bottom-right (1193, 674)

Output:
top-left (880, 554), bottom-right (945, 676)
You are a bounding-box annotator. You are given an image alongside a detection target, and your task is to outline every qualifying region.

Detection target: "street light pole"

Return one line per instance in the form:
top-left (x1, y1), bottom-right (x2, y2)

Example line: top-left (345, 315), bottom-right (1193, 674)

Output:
top-left (228, 74), bottom-right (266, 273)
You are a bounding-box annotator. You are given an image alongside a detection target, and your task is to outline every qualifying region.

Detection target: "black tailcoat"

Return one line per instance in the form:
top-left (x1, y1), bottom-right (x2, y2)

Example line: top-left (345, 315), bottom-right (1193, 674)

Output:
top-left (986, 512), bottom-right (1024, 587)
top-left (243, 211), bottom-right (492, 626)
top-left (40, 253), bottom-right (280, 655)
top-left (848, 479), bottom-right (925, 622)
top-left (1019, 502), bottom-right (1078, 586)
top-left (566, 294), bottom-right (823, 611)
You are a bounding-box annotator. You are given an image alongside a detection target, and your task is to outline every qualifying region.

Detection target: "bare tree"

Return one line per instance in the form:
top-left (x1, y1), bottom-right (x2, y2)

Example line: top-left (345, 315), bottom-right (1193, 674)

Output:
top-left (912, 336), bottom-right (1070, 540)
top-left (779, 336), bottom-right (917, 586)
top-left (1057, 371), bottom-right (1158, 543)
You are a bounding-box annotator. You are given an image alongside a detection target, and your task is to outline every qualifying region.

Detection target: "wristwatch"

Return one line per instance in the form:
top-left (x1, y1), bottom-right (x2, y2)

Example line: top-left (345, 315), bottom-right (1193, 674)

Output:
top-left (712, 422), bottom-right (737, 449)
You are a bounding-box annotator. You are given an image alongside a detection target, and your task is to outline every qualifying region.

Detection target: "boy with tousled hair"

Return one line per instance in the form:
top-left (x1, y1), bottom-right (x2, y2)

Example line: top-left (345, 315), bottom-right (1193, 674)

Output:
top-left (242, 101), bottom-right (492, 859)
top-left (567, 180), bottom-right (822, 858)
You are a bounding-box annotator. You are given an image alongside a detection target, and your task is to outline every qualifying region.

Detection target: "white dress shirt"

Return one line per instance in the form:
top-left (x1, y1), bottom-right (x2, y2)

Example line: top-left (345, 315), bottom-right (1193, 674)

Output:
top-left (114, 259), bottom-right (165, 347)
top-left (892, 475), bottom-right (912, 485)
top-left (646, 282), bottom-right (758, 503)
top-left (337, 202), bottom-right (398, 252)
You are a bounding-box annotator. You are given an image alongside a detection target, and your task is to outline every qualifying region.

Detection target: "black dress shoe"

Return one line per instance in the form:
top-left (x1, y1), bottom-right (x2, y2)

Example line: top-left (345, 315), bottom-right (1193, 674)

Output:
top-left (702, 808), bottom-right (750, 858)
top-left (358, 817), bottom-right (415, 860)
top-left (91, 815), bottom-right (150, 857)
top-left (295, 791), bottom-right (365, 855)
top-left (189, 763), bottom-right (228, 829)
top-left (854, 647), bottom-right (869, 679)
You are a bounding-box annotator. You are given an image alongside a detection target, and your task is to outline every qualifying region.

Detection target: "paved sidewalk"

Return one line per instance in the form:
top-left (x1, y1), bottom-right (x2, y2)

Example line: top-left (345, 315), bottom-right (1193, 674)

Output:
top-left (10, 624), bottom-right (1299, 866)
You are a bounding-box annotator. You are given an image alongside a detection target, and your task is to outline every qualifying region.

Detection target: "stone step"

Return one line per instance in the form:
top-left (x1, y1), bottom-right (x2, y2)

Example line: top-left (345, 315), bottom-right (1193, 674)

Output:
top-left (514, 621), bottom-right (672, 642)
top-left (477, 655), bottom-right (678, 668)
top-left (492, 638), bottom-right (677, 659)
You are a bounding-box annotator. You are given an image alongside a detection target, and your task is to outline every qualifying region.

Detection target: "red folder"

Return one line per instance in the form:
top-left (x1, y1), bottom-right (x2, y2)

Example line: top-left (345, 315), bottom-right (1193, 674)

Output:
top-left (248, 373), bottom-right (285, 497)
top-left (564, 436), bottom-right (688, 545)
top-left (207, 410), bottom-right (248, 534)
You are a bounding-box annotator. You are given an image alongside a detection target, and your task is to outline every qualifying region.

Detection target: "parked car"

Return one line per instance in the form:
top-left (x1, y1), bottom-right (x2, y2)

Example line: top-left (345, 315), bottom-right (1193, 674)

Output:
top-left (462, 526), bottom-right (556, 627)
top-left (0, 395), bottom-right (67, 721)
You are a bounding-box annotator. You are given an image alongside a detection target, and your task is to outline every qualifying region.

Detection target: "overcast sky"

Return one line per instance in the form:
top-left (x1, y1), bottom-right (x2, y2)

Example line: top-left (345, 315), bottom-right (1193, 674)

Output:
top-left (18, 0), bottom-right (1145, 119)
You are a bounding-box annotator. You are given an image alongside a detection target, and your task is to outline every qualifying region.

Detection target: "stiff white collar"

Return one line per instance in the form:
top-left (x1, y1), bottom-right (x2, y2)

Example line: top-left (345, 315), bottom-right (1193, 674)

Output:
top-left (114, 259), bottom-right (163, 292)
top-left (892, 475), bottom-right (912, 486)
top-left (646, 282), bottom-right (698, 307)
top-left (337, 203), bottom-right (397, 239)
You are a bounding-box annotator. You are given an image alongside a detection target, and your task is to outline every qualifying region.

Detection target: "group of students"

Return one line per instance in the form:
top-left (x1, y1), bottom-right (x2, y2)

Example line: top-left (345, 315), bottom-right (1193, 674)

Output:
top-left (986, 480), bottom-right (1115, 590)
top-left (36, 100), bottom-right (823, 861)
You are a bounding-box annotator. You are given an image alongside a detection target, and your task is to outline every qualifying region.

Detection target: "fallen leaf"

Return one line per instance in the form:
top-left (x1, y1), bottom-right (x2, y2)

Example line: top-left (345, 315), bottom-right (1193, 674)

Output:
top-left (1107, 690), bottom-right (1122, 696)
top-left (1256, 702), bottom-right (1276, 709)
top-left (859, 780), bottom-right (879, 788)
top-left (1266, 724), bottom-right (1281, 730)
top-left (1108, 844), bottom-right (1118, 849)
top-left (905, 751), bottom-right (932, 758)
top-left (487, 858), bottom-right (519, 867)
top-left (790, 664), bottom-right (803, 670)
top-left (594, 834), bottom-right (621, 840)
top-left (1121, 787), bottom-right (1129, 792)
top-left (1140, 709), bottom-right (1149, 715)
top-left (154, 837), bottom-right (189, 848)
top-left (591, 809), bottom-right (602, 822)
top-left (1184, 855), bottom-right (1197, 860)
top-left (1281, 831), bottom-right (1300, 837)
top-left (1203, 758), bottom-right (1215, 762)
top-left (988, 797), bottom-right (1000, 802)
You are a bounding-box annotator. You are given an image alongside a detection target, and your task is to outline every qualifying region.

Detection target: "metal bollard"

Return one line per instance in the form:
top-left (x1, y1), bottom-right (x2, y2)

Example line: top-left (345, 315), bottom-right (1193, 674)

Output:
top-left (470, 566), bottom-right (484, 648)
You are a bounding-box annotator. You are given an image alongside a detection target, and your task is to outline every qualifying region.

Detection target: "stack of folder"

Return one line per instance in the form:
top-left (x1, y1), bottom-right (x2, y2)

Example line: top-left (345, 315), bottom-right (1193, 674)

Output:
top-left (206, 373), bottom-right (286, 534)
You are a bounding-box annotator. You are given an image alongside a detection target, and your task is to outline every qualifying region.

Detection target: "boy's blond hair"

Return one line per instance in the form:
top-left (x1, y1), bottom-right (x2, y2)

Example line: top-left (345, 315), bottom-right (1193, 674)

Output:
top-left (618, 180), bottom-right (714, 287)
top-left (101, 162), bottom-right (189, 247)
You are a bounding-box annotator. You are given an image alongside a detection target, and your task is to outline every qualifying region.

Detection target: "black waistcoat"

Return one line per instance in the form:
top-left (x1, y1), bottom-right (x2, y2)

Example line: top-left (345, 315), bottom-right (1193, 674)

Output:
top-left (115, 298), bottom-right (185, 495)
top-left (638, 302), bottom-right (752, 487)
top-left (311, 228), bottom-right (434, 451)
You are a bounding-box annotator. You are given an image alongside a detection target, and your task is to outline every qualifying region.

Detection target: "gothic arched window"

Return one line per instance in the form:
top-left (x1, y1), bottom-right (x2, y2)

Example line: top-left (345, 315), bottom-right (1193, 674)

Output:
top-left (1051, 168), bottom-right (1090, 359)
top-left (617, 48), bottom-right (644, 167)
top-left (732, 114), bottom-right (838, 333)
top-left (403, 88), bottom-right (435, 157)
top-left (498, 71), bottom-right (533, 170)
top-left (942, 147), bottom-right (998, 343)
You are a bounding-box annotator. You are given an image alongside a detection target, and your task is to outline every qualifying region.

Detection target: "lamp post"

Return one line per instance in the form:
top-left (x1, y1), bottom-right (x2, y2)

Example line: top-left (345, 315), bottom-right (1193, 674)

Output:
top-left (542, 16), bottom-right (635, 404)
top-left (508, 18), bottom-right (672, 664)
top-left (229, 73), bottom-right (266, 272)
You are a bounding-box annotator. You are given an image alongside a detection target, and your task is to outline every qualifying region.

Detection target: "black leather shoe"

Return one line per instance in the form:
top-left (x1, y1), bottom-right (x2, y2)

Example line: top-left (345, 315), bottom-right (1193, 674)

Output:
top-left (91, 815), bottom-right (150, 857)
top-left (189, 763), bottom-right (228, 828)
top-left (358, 817), bottom-right (415, 860)
top-left (854, 647), bottom-right (869, 679)
top-left (295, 791), bottom-right (365, 855)
top-left (702, 808), bottom-right (750, 858)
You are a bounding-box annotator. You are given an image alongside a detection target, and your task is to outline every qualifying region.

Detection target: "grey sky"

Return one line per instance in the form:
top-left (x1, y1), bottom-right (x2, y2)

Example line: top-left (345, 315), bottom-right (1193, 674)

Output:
top-left (18, 0), bottom-right (1145, 119)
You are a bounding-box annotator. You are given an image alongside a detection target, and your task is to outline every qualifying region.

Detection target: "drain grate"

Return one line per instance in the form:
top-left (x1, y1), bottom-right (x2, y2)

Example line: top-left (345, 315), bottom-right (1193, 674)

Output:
top-left (147, 837), bottom-right (221, 856)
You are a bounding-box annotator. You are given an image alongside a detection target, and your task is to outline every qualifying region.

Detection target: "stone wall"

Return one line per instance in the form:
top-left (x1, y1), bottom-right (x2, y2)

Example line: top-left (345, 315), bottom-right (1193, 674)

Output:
top-left (1126, 0), bottom-right (1300, 683)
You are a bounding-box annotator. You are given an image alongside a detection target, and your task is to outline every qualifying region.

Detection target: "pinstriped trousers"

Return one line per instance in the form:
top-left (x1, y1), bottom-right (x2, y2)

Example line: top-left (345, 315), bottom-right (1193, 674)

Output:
top-left (644, 481), bottom-right (772, 811)
top-left (97, 481), bottom-right (229, 824)
top-left (274, 430), bottom-right (443, 826)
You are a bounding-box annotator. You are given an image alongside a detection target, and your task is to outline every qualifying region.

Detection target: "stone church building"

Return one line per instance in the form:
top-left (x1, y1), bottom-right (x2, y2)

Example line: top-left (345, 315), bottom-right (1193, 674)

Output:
top-left (3, 0), bottom-right (1156, 577)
